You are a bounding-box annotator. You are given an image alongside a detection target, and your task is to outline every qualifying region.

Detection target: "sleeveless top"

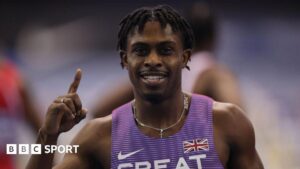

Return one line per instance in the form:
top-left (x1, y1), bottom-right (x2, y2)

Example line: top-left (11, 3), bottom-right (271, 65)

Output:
top-left (111, 94), bottom-right (223, 169)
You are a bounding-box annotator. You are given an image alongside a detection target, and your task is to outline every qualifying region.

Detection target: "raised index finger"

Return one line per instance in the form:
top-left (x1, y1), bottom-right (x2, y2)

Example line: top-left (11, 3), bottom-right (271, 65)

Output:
top-left (68, 69), bottom-right (82, 93)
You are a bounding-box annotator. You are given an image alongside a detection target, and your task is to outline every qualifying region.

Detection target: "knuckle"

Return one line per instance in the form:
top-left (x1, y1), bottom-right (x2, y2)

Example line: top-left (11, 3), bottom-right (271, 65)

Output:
top-left (69, 93), bottom-right (81, 101)
top-left (73, 93), bottom-right (80, 99)
top-left (67, 93), bottom-right (75, 97)
top-left (48, 103), bottom-right (61, 115)
top-left (57, 103), bottom-right (64, 109)
top-left (65, 98), bottom-right (72, 104)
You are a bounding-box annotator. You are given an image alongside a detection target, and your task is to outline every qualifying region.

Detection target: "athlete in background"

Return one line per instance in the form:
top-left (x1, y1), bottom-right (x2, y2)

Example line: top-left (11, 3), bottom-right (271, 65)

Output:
top-left (0, 52), bottom-right (41, 169)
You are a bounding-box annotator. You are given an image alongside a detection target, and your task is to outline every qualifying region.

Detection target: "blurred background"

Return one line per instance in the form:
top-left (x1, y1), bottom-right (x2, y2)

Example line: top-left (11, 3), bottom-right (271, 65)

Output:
top-left (0, 0), bottom-right (299, 168)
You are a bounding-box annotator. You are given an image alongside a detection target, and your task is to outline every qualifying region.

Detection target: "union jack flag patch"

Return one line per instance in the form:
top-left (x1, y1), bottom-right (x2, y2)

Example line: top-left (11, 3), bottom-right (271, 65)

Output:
top-left (183, 138), bottom-right (209, 153)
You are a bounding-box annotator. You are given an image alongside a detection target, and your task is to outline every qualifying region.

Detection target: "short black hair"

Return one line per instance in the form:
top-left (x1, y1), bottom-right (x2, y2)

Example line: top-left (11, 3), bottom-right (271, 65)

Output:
top-left (117, 5), bottom-right (194, 52)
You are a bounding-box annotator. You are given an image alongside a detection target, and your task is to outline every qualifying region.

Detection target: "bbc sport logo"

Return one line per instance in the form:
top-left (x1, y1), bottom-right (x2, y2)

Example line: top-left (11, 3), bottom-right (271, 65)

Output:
top-left (6, 144), bottom-right (79, 155)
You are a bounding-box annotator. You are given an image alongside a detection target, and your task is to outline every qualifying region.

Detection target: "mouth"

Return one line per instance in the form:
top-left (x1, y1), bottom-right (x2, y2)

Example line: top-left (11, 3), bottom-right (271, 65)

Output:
top-left (139, 71), bottom-right (168, 86)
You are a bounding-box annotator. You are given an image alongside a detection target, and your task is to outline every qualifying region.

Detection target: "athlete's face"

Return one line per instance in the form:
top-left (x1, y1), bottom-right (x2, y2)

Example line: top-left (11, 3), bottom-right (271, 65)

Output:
top-left (121, 21), bottom-right (191, 101)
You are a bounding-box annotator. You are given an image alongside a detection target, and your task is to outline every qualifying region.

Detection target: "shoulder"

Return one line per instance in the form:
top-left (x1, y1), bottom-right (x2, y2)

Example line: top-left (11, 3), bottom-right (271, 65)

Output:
top-left (200, 64), bottom-right (236, 81)
top-left (195, 66), bottom-right (242, 106)
top-left (70, 115), bottom-right (112, 154)
top-left (58, 116), bottom-right (112, 167)
top-left (211, 102), bottom-right (264, 168)
top-left (212, 101), bottom-right (242, 121)
top-left (81, 115), bottom-right (112, 138)
top-left (212, 101), bottom-right (255, 145)
top-left (193, 65), bottom-right (234, 89)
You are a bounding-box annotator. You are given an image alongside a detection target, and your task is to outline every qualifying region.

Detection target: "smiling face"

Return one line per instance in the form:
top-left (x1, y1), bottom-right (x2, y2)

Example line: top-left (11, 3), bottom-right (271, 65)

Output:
top-left (121, 21), bottom-right (191, 101)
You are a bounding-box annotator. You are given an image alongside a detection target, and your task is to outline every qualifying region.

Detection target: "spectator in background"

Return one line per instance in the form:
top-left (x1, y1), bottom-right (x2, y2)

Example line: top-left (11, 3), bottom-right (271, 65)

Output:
top-left (0, 49), bottom-right (42, 169)
top-left (92, 2), bottom-right (242, 118)
top-left (184, 2), bottom-right (242, 107)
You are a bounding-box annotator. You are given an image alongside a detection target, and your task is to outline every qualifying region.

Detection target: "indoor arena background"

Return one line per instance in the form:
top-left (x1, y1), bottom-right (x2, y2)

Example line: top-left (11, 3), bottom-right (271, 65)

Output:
top-left (0, 1), bottom-right (299, 168)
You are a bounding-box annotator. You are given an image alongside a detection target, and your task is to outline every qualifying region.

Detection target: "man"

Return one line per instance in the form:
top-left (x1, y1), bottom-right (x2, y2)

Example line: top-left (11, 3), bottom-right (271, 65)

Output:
top-left (26, 5), bottom-right (263, 169)
top-left (93, 2), bottom-right (242, 118)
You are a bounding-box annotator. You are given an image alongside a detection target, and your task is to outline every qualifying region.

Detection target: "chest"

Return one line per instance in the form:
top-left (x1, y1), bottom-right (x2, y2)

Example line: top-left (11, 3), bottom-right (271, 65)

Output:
top-left (111, 118), bottom-right (224, 169)
top-left (97, 131), bottom-right (228, 169)
top-left (110, 95), bottom-right (225, 169)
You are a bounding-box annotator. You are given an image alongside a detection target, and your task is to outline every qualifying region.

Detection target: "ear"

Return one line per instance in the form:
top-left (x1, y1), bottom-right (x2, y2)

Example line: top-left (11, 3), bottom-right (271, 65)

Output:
top-left (182, 49), bottom-right (192, 70)
top-left (119, 50), bottom-right (128, 69)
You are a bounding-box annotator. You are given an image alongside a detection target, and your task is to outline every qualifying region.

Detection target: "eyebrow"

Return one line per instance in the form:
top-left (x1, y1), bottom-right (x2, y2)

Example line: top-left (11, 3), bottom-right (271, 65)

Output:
top-left (131, 40), bottom-right (176, 48)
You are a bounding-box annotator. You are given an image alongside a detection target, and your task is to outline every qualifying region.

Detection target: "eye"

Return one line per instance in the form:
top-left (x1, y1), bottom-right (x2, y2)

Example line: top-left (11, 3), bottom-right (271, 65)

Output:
top-left (159, 47), bottom-right (174, 56)
top-left (133, 47), bottom-right (148, 57)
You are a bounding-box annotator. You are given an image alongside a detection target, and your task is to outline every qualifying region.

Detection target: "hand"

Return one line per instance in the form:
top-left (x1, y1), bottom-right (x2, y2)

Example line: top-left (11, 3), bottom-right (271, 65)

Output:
top-left (41, 69), bottom-right (87, 136)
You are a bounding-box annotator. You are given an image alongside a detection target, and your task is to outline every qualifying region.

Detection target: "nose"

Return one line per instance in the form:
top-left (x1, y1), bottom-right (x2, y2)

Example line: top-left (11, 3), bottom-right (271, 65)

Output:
top-left (144, 51), bottom-right (162, 68)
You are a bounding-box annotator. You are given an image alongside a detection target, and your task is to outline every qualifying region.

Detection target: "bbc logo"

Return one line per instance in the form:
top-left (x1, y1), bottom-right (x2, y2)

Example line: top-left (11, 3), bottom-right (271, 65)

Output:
top-left (7, 144), bottom-right (79, 154)
top-left (6, 144), bottom-right (41, 154)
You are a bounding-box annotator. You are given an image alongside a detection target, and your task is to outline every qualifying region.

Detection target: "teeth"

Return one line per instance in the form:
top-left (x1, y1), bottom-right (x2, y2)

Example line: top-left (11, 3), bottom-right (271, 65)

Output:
top-left (143, 75), bottom-right (164, 80)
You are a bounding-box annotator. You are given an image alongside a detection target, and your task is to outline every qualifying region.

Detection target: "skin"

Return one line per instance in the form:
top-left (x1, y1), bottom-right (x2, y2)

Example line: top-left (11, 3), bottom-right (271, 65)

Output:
top-left (192, 66), bottom-right (243, 107)
top-left (20, 82), bottom-right (42, 132)
top-left (26, 21), bottom-right (263, 169)
top-left (93, 26), bottom-right (242, 119)
top-left (92, 60), bottom-right (242, 119)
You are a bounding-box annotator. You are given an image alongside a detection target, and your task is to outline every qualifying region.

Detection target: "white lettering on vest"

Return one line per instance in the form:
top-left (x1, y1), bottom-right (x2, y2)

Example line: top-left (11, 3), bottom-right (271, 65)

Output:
top-left (154, 159), bottom-right (170, 169)
top-left (135, 161), bottom-right (151, 169)
top-left (117, 154), bottom-right (207, 169)
top-left (189, 154), bottom-right (206, 169)
top-left (118, 163), bottom-right (133, 169)
top-left (176, 157), bottom-right (190, 169)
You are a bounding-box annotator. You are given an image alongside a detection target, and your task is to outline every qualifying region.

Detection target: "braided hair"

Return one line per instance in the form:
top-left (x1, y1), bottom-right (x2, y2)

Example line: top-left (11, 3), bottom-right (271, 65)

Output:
top-left (117, 5), bottom-right (194, 69)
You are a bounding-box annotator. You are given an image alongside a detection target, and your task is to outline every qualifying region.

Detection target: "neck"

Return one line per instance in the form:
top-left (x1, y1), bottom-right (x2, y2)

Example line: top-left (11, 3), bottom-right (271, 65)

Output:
top-left (133, 91), bottom-right (185, 129)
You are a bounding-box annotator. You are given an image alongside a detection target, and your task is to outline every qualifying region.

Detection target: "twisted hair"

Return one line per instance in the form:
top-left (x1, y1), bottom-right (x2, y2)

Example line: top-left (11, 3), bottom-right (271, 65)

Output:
top-left (117, 5), bottom-right (194, 53)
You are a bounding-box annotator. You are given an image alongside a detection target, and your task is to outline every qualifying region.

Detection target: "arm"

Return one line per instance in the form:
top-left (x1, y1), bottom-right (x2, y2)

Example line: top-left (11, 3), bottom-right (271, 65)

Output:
top-left (26, 130), bottom-right (58, 169)
top-left (55, 117), bottom-right (111, 169)
top-left (26, 69), bottom-right (88, 169)
top-left (93, 79), bottom-right (133, 118)
top-left (214, 102), bottom-right (264, 169)
top-left (19, 83), bottom-right (42, 132)
top-left (28, 121), bottom-right (102, 169)
top-left (54, 118), bottom-right (109, 169)
top-left (193, 66), bottom-right (243, 107)
top-left (228, 105), bottom-right (263, 169)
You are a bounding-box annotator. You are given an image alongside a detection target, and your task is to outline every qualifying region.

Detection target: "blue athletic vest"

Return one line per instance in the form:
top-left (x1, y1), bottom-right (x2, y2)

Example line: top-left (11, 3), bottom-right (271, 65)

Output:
top-left (111, 94), bottom-right (224, 169)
